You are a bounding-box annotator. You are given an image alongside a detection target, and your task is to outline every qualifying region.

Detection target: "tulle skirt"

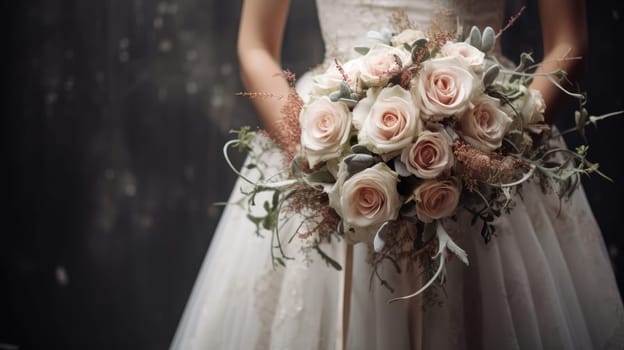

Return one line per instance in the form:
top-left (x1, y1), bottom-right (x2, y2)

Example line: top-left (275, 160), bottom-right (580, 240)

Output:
top-left (171, 141), bottom-right (624, 349)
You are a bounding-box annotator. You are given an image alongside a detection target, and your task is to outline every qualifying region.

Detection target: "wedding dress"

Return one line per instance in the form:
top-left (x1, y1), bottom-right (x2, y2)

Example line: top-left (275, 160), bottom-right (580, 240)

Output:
top-left (171, 0), bottom-right (624, 349)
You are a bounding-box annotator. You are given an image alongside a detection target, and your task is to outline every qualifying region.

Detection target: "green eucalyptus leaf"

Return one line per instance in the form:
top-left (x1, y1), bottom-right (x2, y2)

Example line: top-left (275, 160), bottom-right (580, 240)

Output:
top-left (262, 210), bottom-right (278, 230)
top-left (271, 190), bottom-right (280, 208)
top-left (354, 47), bottom-right (370, 56)
top-left (246, 213), bottom-right (263, 226)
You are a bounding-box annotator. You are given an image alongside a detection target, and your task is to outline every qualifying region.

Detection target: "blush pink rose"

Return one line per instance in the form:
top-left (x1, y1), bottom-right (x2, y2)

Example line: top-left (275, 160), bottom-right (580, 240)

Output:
top-left (300, 96), bottom-right (352, 167)
top-left (353, 85), bottom-right (422, 156)
top-left (458, 95), bottom-right (513, 151)
top-left (359, 44), bottom-right (411, 87)
top-left (440, 42), bottom-right (485, 71)
top-left (513, 86), bottom-right (546, 131)
top-left (413, 178), bottom-right (461, 223)
top-left (333, 163), bottom-right (401, 229)
top-left (391, 29), bottom-right (426, 47)
top-left (400, 130), bottom-right (454, 179)
top-left (415, 56), bottom-right (479, 121)
top-left (312, 58), bottom-right (362, 95)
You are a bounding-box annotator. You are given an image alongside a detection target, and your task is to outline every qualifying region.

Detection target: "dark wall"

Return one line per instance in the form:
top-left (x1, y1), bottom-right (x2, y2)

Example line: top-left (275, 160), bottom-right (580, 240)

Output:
top-left (5, 1), bottom-right (322, 349)
top-left (4, 1), bottom-right (623, 349)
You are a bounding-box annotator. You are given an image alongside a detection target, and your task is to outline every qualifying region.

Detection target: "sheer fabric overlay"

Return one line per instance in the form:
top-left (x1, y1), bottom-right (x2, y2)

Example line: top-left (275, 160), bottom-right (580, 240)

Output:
top-left (171, 0), bottom-right (624, 349)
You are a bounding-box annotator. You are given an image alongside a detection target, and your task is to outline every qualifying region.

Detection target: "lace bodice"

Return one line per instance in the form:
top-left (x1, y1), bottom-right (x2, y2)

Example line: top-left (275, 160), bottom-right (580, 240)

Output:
top-left (316, 0), bottom-right (505, 60)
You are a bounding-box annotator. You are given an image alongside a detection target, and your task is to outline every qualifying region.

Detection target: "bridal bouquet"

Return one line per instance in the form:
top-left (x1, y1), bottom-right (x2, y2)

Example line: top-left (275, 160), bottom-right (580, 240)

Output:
top-left (226, 23), bottom-right (617, 300)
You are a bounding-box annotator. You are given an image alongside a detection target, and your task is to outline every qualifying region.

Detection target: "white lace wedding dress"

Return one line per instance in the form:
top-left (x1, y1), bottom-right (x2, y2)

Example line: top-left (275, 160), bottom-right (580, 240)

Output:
top-left (171, 1), bottom-right (624, 349)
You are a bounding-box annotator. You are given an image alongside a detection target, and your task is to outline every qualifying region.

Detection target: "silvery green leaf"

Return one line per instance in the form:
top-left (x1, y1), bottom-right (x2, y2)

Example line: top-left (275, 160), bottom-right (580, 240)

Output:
top-left (338, 98), bottom-right (358, 109)
top-left (329, 90), bottom-right (342, 102)
top-left (388, 221), bottom-right (465, 303)
top-left (515, 52), bottom-right (535, 73)
top-left (373, 221), bottom-right (391, 253)
top-left (350, 92), bottom-right (360, 100)
top-left (481, 26), bottom-right (495, 52)
top-left (354, 47), bottom-right (370, 56)
top-left (351, 144), bottom-right (373, 155)
top-left (344, 153), bottom-right (378, 176)
top-left (305, 169), bottom-right (336, 184)
top-left (467, 26), bottom-right (482, 50)
top-left (506, 89), bottom-right (523, 99)
top-left (436, 223), bottom-right (469, 265)
top-left (339, 81), bottom-right (351, 97)
top-left (444, 125), bottom-right (460, 141)
top-left (483, 64), bottom-right (500, 86)
top-left (393, 157), bottom-right (412, 177)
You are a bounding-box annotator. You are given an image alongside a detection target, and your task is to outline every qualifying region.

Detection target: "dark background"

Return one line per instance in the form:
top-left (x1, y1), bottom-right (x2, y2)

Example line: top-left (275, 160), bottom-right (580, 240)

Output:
top-left (4, 0), bottom-right (623, 349)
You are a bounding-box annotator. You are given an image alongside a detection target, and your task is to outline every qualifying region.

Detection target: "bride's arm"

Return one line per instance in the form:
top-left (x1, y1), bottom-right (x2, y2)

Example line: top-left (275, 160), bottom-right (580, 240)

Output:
top-left (237, 0), bottom-right (291, 133)
top-left (532, 0), bottom-right (588, 124)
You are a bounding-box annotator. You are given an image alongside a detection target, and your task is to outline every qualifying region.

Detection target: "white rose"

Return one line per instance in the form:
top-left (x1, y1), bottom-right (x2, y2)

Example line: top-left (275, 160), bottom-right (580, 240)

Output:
top-left (416, 56), bottom-right (479, 121)
top-left (440, 42), bottom-right (485, 71)
top-left (458, 95), bottom-right (513, 151)
top-left (353, 85), bottom-right (422, 156)
top-left (413, 178), bottom-right (461, 223)
top-left (300, 97), bottom-right (352, 167)
top-left (391, 29), bottom-right (426, 47)
top-left (329, 163), bottom-right (401, 234)
top-left (359, 44), bottom-right (411, 87)
top-left (400, 129), bottom-right (454, 179)
top-left (312, 59), bottom-right (362, 95)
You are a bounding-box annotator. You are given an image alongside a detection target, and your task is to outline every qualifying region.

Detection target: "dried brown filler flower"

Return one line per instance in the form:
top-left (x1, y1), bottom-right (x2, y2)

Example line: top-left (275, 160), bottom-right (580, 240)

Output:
top-left (453, 141), bottom-right (530, 191)
top-left (390, 9), bottom-right (415, 33)
top-left (270, 70), bottom-right (303, 162)
top-left (283, 184), bottom-right (340, 242)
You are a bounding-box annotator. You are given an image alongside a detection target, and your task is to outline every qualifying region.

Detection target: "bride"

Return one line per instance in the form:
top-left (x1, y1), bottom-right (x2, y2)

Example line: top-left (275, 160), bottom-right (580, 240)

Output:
top-left (172, 0), bottom-right (624, 349)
